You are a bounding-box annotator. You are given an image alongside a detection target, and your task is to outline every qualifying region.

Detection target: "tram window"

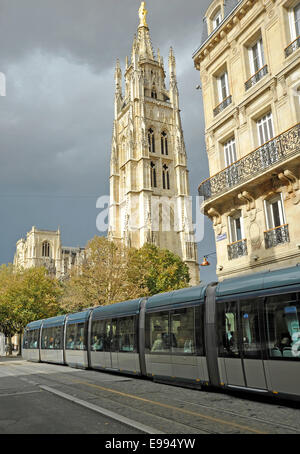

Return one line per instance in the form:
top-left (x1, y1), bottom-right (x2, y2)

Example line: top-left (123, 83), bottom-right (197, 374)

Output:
top-left (23, 331), bottom-right (29, 349)
top-left (170, 308), bottom-right (195, 355)
top-left (146, 311), bottom-right (170, 353)
top-left (42, 326), bottom-right (63, 350)
top-left (91, 320), bottom-right (106, 352)
top-left (75, 323), bottom-right (86, 350)
top-left (66, 324), bottom-right (76, 349)
top-left (265, 293), bottom-right (300, 360)
top-left (118, 317), bottom-right (136, 353)
top-left (216, 301), bottom-right (240, 357)
top-left (240, 299), bottom-right (261, 359)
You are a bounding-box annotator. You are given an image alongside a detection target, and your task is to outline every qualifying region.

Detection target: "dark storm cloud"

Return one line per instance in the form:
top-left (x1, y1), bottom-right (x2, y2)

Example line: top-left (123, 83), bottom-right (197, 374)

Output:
top-left (0, 0), bottom-right (217, 282)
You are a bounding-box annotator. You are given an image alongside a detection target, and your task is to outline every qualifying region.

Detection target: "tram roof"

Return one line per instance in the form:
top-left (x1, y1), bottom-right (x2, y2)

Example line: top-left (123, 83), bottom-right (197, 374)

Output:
top-left (66, 309), bottom-right (91, 325)
top-left (146, 286), bottom-right (206, 310)
top-left (26, 319), bottom-right (44, 330)
top-left (216, 265), bottom-right (300, 297)
top-left (91, 298), bottom-right (142, 320)
top-left (42, 315), bottom-right (66, 328)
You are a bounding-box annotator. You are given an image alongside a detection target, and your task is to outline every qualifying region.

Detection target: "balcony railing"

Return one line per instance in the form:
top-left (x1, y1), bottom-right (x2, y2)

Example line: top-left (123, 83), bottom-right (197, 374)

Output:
top-left (245, 65), bottom-right (268, 91)
top-left (285, 35), bottom-right (300, 58)
top-left (264, 224), bottom-right (290, 249)
top-left (199, 123), bottom-right (300, 202)
top-left (213, 95), bottom-right (232, 117)
top-left (228, 239), bottom-right (248, 260)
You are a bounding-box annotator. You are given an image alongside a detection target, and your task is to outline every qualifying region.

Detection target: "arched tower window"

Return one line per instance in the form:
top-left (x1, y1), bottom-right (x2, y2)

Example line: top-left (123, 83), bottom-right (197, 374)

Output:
top-left (161, 131), bottom-right (168, 155)
top-left (148, 128), bottom-right (155, 153)
top-left (162, 164), bottom-right (170, 190)
top-left (150, 162), bottom-right (157, 188)
top-left (151, 86), bottom-right (157, 99)
top-left (42, 241), bottom-right (50, 258)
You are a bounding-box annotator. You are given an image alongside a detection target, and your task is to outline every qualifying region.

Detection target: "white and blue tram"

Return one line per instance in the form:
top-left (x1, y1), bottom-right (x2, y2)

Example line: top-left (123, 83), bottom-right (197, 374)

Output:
top-left (23, 265), bottom-right (300, 401)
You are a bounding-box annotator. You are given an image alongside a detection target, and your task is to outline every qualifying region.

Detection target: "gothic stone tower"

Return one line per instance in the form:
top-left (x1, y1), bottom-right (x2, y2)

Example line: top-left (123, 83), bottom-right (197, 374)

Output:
top-left (109, 2), bottom-right (200, 286)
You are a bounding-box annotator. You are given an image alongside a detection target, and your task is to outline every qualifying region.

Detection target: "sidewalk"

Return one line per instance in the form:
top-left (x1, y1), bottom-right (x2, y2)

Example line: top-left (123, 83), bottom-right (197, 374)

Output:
top-left (0, 354), bottom-right (23, 362)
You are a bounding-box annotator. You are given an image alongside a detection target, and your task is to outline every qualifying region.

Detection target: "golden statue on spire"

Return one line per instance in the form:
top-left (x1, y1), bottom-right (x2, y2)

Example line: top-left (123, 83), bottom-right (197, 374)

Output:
top-left (139, 1), bottom-right (148, 27)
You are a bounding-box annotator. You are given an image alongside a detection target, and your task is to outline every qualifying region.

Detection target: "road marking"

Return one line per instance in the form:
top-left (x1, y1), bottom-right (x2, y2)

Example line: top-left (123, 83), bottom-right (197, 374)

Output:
top-left (40, 385), bottom-right (164, 435)
top-left (0, 390), bottom-right (42, 398)
top-left (75, 381), bottom-right (268, 434)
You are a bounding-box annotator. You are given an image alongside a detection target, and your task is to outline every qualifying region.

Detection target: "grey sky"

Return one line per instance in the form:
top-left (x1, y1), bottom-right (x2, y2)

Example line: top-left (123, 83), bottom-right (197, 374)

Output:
top-left (0, 0), bottom-right (217, 283)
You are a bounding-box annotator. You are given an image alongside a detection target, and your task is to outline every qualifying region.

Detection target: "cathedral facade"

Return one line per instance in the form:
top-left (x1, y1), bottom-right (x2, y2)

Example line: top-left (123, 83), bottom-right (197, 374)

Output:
top-left (108, 2), bottom-right (200, 286)
top-left (14, 226), bottom-right (85, 279)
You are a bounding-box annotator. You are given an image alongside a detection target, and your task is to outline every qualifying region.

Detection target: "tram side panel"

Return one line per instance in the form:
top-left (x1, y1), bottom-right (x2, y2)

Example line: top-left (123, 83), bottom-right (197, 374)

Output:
top-left (65, 310), bottom-right (91, 369)
top-left (89, 309), bottom-right (141, 375)
top-left (144, 303), bottom-right (209, 387)
top-left (22, 327), bottom-right (41, 362)
top-left (40, 317), bottom-right (66, 365)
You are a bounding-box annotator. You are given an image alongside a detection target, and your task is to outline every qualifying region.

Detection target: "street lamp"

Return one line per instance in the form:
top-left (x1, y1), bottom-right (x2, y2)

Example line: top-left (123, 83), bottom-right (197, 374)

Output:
top-left (200, 251), bottom-right (216, 266)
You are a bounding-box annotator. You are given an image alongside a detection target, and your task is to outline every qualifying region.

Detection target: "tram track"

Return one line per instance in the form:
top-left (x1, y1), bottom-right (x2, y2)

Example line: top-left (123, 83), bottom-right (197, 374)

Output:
top-left (171, 397), bottom-right (300, 434)
top-left (4, 362), bottom-right (300, 434)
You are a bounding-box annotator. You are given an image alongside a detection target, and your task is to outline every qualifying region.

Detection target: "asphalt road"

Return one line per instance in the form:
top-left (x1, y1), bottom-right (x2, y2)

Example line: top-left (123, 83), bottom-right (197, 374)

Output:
top-left (0, 357), bottom-right (300, 436)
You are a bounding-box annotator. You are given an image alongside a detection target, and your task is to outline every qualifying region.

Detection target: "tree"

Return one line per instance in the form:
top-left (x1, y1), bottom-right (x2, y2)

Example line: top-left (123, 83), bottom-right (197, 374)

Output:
top-left (61, 237), bottom-right (190, 313)
top-left (0, 265), bottom-right (62, 355)
top-left (61, 236), bottom-right (142, 312)
top-left (127, 243), bottom-right (190, 296)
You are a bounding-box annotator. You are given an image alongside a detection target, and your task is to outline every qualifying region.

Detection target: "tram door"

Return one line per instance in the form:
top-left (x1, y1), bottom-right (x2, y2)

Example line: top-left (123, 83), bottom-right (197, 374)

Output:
top-left (104, 319), bottom-right (118, 369)
top-left (220, 299), bottom-right (267, 390)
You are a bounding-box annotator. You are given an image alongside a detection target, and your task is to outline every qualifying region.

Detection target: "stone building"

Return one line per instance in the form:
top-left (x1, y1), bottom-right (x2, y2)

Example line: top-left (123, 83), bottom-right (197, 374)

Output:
top-left (108, 2), bottom-right (200, 285)
top-left (14, 226), bottom-right (85, 279)
top-left (193, 0), bottom-right (300, 280)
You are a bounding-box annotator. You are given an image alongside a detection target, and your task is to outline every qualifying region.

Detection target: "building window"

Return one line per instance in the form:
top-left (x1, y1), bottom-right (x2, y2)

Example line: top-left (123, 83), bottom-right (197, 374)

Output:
top-left (162, 164), bottom-right (170, 190)
top-left (245, 37), bottom-right (268, 89)
top-left (249, 38), bottom-right (265, 75)
top-left (257, 112), bottom-right (274, 145)
top-left (161, 131), bottom-right (168, 155)
top-left (42, 241), bottom-right (50, 258)
top-left (214, 71), bottom-right (232, 116)
top-left (148, 128), bottom-right (155, 153)
top-left (224, 137), bottom-right (239, 187)
top-left (150, 162), bottom-right (157, 188)
top-left (224, 137), bottom-right (237, 167)
top-left (264, 194), bottom-right (290, 248)
top-left (264, 194), bottom-right (286, 231)
top-left (228, 211), bottom-right (244, 244)
top-left (228, 212), bottom-right (248, 260)
top-left (218, 71), bottom-right (229, 103)
top-left (289, 3), bottom-right (300, 40)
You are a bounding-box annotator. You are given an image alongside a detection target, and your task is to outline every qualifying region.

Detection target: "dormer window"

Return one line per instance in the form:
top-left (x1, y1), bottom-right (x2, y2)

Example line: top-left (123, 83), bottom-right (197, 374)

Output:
top-left (212, 10), bottom-right (222, 30)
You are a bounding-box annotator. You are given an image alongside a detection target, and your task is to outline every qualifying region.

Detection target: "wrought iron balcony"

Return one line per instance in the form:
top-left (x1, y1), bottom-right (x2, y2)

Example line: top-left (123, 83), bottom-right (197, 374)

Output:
top-left (245, 65), bottom-right (268, 91)
top-left (199, 123), bottom-right (300, 202)
top-left (213, 95), bottom-right (232, 117)
top-left (228, 239), bottom-right (248, 261)
top-left (264, 224), bottom-right (290, 249)
top-left (285, 35), bottom-right (300, 58)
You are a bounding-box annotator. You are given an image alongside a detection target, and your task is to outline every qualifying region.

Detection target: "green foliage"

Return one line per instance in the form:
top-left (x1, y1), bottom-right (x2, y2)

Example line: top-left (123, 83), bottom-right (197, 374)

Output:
top-left (62, 238), bottom-right (191, 313)
top-left (128, 243), bottom-right (190, 296)
top-left (0, 265), bottom-right (62, 338)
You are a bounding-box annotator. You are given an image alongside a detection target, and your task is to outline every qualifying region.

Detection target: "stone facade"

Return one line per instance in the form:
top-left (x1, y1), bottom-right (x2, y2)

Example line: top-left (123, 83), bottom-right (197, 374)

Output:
top-left (14, 226), bottom-right (85, 279)
top-left (109, 2), bottom-right (200, 286)
top-left (193, 0), bottom-right (300, 280)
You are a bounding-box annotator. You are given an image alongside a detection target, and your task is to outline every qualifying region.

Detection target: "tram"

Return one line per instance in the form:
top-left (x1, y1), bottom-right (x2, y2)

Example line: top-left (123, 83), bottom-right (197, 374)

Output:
top-left (23, 265), bottom-right (300, 401)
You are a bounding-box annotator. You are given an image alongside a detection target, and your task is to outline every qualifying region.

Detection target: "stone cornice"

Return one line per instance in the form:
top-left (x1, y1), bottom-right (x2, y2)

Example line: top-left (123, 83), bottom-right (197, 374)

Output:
top-left (193, 0), bottom-right (259, 69)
